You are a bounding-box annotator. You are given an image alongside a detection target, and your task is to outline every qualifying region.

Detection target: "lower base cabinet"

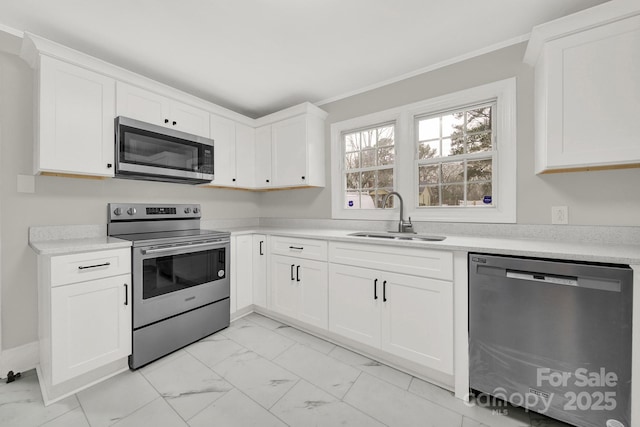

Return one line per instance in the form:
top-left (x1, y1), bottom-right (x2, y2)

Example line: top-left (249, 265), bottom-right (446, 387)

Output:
top-left (51, 274), bottom-right (131, 384)
top-left (329, 263), bottom-right (453, 374)
top-left (270, 254), bottom-right (328, 329)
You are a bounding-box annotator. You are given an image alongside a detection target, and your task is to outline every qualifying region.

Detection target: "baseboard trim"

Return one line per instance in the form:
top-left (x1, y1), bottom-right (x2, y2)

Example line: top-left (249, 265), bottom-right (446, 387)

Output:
top-left (0, 341), bottom-right (39, 378)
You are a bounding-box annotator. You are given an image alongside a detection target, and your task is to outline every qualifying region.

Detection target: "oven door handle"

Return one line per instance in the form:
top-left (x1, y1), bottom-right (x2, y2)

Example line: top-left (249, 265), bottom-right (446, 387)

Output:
top-left (141, 240), bottom-right (228, 255)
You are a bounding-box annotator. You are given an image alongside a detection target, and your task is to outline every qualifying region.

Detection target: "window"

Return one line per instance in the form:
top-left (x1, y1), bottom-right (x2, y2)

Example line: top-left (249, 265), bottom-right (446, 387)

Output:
top-left (417, 103), bottom-right (495, 208)
top-left (343, 124), bottom-right (395, 209)
top-left (330, 78), bottom-right (516, 223)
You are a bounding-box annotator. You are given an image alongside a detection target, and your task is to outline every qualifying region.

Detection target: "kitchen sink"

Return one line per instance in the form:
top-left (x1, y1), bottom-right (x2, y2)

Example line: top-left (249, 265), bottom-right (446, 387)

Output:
top-left (348, 231), bottom-right (446, 242)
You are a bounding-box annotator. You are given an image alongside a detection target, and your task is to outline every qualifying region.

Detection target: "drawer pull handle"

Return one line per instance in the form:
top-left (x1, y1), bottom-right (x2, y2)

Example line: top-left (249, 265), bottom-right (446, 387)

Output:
top-left (124, 284), bottom-right (128, 306)
top-left (289, 246), bottom-right (304, 250)
top-left (78, 262), bottom-right (111, 270)
top-left (374, 278), bottom-right (378, 300)
top-left (383, 280), bottom-right (387, 302)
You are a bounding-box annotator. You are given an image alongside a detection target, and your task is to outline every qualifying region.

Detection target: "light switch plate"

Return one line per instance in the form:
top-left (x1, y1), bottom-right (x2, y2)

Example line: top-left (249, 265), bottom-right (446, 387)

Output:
top-left (17, 174), bottom-right (35, 193)
top-left (551, 206), bottom-right (568, 225)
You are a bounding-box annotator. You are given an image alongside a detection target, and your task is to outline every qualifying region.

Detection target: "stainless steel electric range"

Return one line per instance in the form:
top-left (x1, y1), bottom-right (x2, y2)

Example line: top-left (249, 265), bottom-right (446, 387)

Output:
top-left (107, 203), bottom-right (230, 369)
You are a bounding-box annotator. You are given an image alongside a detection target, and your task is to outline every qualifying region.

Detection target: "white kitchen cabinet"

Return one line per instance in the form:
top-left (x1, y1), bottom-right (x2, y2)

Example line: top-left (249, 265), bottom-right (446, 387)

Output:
top-left (270, 254), bottom-right (328, 329)
top-left (36, 247), bottom-right (131, 404)
top-left (116, 81), bottom-right (209, 137)
top-left (524, 2), bottom-right (640, 173)
top-left (252, 234), bottom-right (268, 308)
top-left (254, 125), bottom-right (273, 188)
top-left (329, 263), bottom-right (453, 374)
top-left (51, 274), bottom-right (131, 384)
top-left (35, 55), bottom-right (116, 177)
top-left (210, 116), bottom-right (256, 188)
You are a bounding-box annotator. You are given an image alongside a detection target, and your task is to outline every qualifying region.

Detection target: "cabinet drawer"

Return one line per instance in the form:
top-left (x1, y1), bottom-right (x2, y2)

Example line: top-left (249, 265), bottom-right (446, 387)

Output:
top-left (50, 248), bottom-right (131, 287)
top-left (329, 241), bottom-right (452, 281)
top-left (270, 236), bottom-right (328, 261)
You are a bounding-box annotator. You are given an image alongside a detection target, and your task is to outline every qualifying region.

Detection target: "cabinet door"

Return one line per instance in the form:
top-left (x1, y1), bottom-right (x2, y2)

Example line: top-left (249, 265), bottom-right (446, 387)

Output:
top-left (297, 259), bottom-right (328, 329)
top-left (380, 272), bottom-right (453, 374)
top-left (328, 264), bottom-right (380, 348)
top-left (234, 235), bottom-right (254, 312)
top-left (116, 81), bottom-right (169, 126)
top-left (272, 115), bottom-right (307, 187)
top-left (39, 56), bottom-right (115, 177)
top-left (252, 235), bottom-right (267, 308)
top-left (50, 274), bottom-right (131, 385)
top-left (254, 125), bottom-right (272, 188)
top-left (170, 101), bottom-right (209, 138)
top-left (210, 114), bottom-right (237, 186)
top-left (541, 15), bottom-right (640, 171)
top-left (270, 255), bottom-right (298, 319)
top-left (235, 123), bottom-right (256, 188)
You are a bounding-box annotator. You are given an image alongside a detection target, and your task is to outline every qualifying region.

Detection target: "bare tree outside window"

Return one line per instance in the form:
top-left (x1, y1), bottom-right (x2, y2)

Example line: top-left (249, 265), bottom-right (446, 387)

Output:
top-left (343, 124), bottom-right (395, 209)
top-left (417, 103), bottom-right (494, 207)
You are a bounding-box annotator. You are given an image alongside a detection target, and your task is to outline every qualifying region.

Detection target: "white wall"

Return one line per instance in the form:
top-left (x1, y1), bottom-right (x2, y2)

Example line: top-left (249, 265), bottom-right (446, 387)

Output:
top-left (258, 42), bottom-right (640, 226)
top-left (0, 52), bottom-right (260, 351)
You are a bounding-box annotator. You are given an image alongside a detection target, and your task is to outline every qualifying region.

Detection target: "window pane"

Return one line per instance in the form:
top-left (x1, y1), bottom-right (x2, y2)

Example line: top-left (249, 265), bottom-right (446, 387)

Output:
top-left (441, 161), bottom-right (464, 184)
top-left (442, 113), bottom-right (464, 137)
top-left (449, 135), bottom-right (464, 156)
top-left (418, 165), bottom-right (439, 185)
top-left (361, 170), bottom-right (375, 189)
top-left (377, 146), bottom-right (395, 165)
top-left (345, 152), bottom-right (360, 169)
top-left (377, 126), bottom-right (394, 146)
top-left (418, 142), bottom-right (438, 159)
top-left (377, 168), bottom-right (394, 188)
top-left (467, 159), bottom-right (492, 182)
top-left (374, 189), bottom-right (394, 209)
top-left (418, 118), bottom-right (439, 141)
top-left (361, 149), bottom-right (376, 167)
top-left (467, 182), bottom-right (493, 206)
top-left (418, 185), bottom-right (440, 207)
top-left (467, 132), bottom-right (492, 153)
top-left (345, 191), bottom-right (360, 208)
top-left (346, 172), bottom-right (359, 189)
top-left (466, 107), bottom-right (491, 132)
top-left (441, 138), bottom-right (453, 157)
top-left (441, 184), bottom-right (464, 206)
top-left (345, 133), bottom-right (359, 152)
top-left (361, 130), bottom-right (375, 149)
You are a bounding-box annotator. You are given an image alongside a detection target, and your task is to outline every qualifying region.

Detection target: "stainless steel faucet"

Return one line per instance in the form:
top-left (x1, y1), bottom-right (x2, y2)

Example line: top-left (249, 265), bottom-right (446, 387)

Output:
top-left (382, 191), bottom-right (414, 233)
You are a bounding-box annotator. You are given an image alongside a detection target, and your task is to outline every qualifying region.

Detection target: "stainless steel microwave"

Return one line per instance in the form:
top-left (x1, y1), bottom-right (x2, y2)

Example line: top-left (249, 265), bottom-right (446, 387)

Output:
top-left (115, 116), bottom-right (214, 184)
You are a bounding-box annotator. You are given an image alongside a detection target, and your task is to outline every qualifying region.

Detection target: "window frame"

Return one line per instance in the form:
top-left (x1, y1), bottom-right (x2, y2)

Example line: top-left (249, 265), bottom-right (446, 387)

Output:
top-left (330, 78), bottom-right (516, 223)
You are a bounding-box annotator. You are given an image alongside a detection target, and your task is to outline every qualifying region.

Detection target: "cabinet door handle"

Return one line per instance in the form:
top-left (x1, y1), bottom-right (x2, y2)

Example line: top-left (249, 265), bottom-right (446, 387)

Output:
top-left (383, 280), bottom-right (387, 302)
top-left (164, 119), bottom-right (169, 123)
top-left (266, 179), bottom-right (270, 183)
top-left (124, 284), bottom-right (128, 306)
top-left (172, 121), bottom-right (177, 126)
top-left (259, 240), bottom-right (264, 255)
top-left (290, 264), bottom-right (295, 281)
top-left (374, 279), bottom-right (378, 300)
top-left (289, 246), bottom-right (304, 250)
top-left (107, 163), bottom-right (113, 168)
top-left (78, 262), bottom-right (110, 270)
top-left (296, 265), bottom-right (301, 282)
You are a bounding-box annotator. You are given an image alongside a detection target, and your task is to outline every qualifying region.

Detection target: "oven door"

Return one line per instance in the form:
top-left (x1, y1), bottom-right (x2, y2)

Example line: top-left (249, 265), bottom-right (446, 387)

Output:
top-left (132, 239), bottom-right (230, 329)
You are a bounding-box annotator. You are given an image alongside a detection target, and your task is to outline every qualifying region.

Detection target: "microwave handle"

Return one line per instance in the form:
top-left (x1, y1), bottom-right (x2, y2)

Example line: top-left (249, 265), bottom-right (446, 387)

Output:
top-left (142, 240), bottom-right (228, 255)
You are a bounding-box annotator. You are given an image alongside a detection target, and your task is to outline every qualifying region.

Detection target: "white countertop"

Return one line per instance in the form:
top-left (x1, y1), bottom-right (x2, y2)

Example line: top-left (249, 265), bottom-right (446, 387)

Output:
top-left (29, 236), bottom-right (132, 255)
top-left (220, 226), bottom-right (640, 265)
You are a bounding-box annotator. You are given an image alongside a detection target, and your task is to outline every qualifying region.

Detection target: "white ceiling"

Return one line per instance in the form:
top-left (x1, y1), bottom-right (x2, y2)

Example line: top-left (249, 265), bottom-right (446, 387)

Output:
top-left (1, 0), bottom-right (608, 118)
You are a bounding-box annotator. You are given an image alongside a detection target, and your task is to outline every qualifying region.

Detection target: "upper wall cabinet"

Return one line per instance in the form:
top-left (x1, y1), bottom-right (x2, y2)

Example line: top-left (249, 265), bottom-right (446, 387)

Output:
top-left (255, 103), bottom-right (328, 189)
top-left (209, 114), bottom-right (255, 188)
top-left (32, 55), bottom-right (116, 177)
top-left (116, 82), bottom-right (210, 138)
top-left (524, 1), bottom-right (640, 174)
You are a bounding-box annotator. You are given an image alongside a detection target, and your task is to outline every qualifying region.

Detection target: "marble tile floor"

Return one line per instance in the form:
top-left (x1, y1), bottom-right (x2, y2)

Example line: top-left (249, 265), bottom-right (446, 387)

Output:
top-left (0, 313), bottom-right (573, 427)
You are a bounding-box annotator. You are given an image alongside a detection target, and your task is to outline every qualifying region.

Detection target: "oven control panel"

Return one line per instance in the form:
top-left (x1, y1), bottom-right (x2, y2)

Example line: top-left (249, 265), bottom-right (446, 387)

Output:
top-left (108, 203), bottom-right (201, 221)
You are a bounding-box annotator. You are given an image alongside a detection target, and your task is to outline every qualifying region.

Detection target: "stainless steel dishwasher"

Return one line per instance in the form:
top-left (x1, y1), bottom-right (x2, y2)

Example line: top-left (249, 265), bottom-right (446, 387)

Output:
top-left (469, 253), bottom-right (632, 427)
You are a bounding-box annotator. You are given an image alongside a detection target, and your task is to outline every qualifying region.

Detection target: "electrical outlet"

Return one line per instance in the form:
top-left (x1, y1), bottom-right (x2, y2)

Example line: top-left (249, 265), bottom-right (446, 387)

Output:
top-left (551, 206), bottom-right (568, 225)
